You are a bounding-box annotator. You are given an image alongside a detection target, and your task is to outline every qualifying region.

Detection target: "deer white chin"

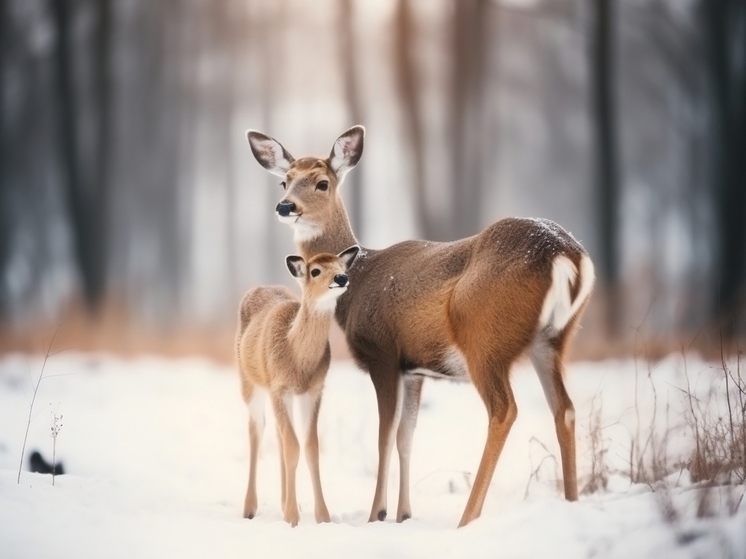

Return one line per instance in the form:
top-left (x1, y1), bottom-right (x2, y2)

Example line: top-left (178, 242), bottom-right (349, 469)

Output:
top-left (277, 213), bottom-right (300, 225)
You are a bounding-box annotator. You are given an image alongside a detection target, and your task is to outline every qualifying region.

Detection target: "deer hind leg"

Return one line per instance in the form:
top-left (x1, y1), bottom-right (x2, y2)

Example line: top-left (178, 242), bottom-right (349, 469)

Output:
top-left (244, 387), bottom-right (266, 519)
top-left (298, 388), bottom-right (331, 523)
top-left (272, 392), bottom-right (301, 526)
top-left (369, 369), bottom-right (404, 522)
top-left (396, 375), bottom-right (424, 522)
top-left (529, 331), bottom-right (577, 501)
top-left (459, 361), bottom-right (518, 528)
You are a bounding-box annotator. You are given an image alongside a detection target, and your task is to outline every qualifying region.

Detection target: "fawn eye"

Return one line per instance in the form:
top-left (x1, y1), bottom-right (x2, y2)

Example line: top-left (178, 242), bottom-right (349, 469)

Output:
top-left (311, 269), bottom-right (321, 278)
top-left (316, 180), bottom-right (329, 191)
top-left (280, 181), bottom-right (286, 190)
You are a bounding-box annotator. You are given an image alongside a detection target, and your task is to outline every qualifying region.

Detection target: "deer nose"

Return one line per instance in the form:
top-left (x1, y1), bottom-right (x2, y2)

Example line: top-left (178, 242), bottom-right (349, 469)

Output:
top-left (333, 274), bottom-right (348, 287)
top-left (276, 200), bottom-right (296, 217)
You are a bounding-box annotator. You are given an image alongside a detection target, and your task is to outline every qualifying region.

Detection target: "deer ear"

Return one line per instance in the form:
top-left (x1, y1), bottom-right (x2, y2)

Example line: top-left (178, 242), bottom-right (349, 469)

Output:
top-left (328, 125), bottom-right (364, 181)
top-left (247, 130), bottom-right (295, 177)
top-left (285, 255), bottom-right (307, 279)
top-left (337, 245), bottom-right (361, 270)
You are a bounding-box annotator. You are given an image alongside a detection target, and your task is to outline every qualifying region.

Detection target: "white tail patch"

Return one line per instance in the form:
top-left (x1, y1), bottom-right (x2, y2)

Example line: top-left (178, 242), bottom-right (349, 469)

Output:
top-left (539, 255), bottom-right (595, 332)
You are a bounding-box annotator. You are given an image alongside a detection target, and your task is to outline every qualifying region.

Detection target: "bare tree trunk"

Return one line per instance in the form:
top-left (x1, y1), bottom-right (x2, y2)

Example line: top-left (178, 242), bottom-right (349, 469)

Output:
top-left (203, 0), bottom-right (238, 305)
top-left (591, 0), bottom-right (621, 335)
top-left (156, 0), bottom-right (186, 318)
top-left (450, 0), bottom-right (489, 241)
top-left (92, 0), bottom-right (112, 305)
top-left (50, 0), bottom-right (107, 310)
top-left (122, 0), bottom-right (185, 319)
top-left (394, 0), bottom-right (438, 240)
top-left (338, 0), bottom-right (365, 235)
top-left (0, 0), bottom-right (9, 316)
top-left (704, 0), bottom-right (746, 337)
top-left (224, 0), bottom-right (241, 305)
top-left (258, 0), bottom-right (285, 282)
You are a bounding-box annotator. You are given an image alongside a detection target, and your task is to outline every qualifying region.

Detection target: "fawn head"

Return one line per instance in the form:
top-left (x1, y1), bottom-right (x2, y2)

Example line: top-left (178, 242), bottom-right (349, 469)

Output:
top-left (285, 245), bottom-right (360, 312)
top-left (247, 126), bottom-right (365, 242)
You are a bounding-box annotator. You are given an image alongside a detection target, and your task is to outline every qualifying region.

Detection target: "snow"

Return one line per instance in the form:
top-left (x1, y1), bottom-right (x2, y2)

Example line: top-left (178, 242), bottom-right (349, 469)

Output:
top-left (0, 352), bottom-right (744, 559)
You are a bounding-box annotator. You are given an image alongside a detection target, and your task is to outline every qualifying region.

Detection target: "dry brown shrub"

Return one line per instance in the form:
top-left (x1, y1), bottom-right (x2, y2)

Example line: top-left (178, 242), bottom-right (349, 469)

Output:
top-left (582, 393), bottom-right (609, 494)
top-left (684, 349), bottom-right (746, 485)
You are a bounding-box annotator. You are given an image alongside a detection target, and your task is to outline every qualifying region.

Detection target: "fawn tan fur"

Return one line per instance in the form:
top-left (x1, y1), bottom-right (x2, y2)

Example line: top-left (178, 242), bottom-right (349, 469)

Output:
top-left (247, 126), bottom-right (595, 527)
top-left (236, 247), bottom-right (359, 526)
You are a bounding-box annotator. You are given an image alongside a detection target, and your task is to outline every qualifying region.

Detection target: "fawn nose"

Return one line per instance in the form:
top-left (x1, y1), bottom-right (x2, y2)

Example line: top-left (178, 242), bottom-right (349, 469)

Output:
top-left (276, 200), bottom-right (297, 217)
top-left (333, 274), bottom-right (348, 287)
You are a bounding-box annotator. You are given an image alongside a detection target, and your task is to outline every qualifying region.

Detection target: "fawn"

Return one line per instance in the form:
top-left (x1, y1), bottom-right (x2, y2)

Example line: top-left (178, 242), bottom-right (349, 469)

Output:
top-left (236, 245), bottom-right (360, 526)
top-left (246, 126), bottom-right (595, 527)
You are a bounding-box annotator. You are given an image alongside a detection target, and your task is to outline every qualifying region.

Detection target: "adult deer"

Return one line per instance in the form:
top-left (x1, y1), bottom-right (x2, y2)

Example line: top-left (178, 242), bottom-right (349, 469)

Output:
top-left (237, 246), bottom-right (360, 526)
top-left (246, 126), bottom-right (595, 527)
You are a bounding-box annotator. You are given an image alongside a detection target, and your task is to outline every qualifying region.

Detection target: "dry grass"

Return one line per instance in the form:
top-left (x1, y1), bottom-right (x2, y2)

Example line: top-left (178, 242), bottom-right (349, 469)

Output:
top-left (579, 340), bottom-right (746, 524)
top-left (628, 364), bottom-right (677, 487)
top-left (684, 348), bottom-right (746, 485)
top-left (0, 298), bottom-right (354, 363)
top-left (1, 293), bottom-right (743, 364)
top-left (608, 349), bottom-right (745, 492)
top-left (581, 393), bottom-right (609, 494)
top-left (524, 437), bottom-right (561, 498)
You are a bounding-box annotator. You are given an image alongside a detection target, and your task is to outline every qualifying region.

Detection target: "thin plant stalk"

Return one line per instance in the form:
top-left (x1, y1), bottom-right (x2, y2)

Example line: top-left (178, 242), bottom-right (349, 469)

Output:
top-left (17, 328), bottom-right (59, 484)
top-left (720, 325), bottom-right (736, 454)
top-left (51, 412), bottom-right (63, 486)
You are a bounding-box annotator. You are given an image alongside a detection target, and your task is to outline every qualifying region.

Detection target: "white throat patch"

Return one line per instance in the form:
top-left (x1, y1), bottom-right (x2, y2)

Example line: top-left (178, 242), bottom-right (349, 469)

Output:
top-left (292, 220), bottom-right (322, 243)
top-left (314, 286), bottom-right (346, 313)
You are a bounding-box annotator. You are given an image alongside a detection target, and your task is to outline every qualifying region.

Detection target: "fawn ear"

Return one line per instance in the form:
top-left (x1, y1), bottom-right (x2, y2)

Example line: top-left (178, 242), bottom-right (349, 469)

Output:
top-left (247, 130), bottom-right (295, 177)
top-left (328, 126), bottom-right (364, 182)
top-left (337, 245), bottom-right (361, 271)
top-left (285, 255), bottom-right (307, 279)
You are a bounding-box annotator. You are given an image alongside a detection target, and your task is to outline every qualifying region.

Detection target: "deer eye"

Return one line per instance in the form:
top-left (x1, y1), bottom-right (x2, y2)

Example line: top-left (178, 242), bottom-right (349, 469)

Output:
top-left (316, 180), bottom-right (329, 191)
top-left (311, 269), bottom-right (321, 278)
top-left (280, 181), bottom-right (286, 190)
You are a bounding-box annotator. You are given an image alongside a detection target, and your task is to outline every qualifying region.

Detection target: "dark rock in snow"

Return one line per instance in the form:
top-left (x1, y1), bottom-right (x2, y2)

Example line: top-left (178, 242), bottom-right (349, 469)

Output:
top-left (28, 450), bottom-right (65, 476)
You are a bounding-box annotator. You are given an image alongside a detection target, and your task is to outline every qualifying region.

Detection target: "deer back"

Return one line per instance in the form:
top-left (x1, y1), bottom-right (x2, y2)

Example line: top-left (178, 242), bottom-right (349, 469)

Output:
top-left (335, 218), bottom-right (587, 378)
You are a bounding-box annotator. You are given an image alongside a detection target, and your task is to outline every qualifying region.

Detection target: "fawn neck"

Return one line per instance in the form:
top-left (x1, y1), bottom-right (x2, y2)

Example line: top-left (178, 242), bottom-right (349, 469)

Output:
top-left (287, 296), bottom-right (334, 372)
top-left (298, 194), bottom-right (358, 259)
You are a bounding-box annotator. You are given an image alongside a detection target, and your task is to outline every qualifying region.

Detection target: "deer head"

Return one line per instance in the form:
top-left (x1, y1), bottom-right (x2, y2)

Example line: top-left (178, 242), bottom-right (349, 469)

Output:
top-left (285, 245), bottom-right (360, 312)
top-left (247, 127), bottom-right (365, 244)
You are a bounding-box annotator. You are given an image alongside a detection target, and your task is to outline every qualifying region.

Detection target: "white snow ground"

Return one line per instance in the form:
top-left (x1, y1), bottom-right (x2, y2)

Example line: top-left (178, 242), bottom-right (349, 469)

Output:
top-left (0, 352), bottom-right (744, 559)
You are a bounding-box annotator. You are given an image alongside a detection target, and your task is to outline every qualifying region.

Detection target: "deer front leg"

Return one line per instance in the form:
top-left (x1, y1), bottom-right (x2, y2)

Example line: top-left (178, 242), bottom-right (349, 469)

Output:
top-left (272, 392), bottom-right (301, 526)
top-left (369, 370), bottom-right (403, 522)
top-left (396, 375), bottom-right (423, 522)
top-left (243, 390), bottom-right (265, 519)
top-left (298, 388), bottom-right (331, 523)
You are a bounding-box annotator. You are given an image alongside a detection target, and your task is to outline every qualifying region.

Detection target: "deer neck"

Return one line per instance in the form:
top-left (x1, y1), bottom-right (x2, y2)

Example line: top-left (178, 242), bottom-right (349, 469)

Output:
top-left (288, 300), bottom-right (333, 371)
top-left (298, 196), bottom-right (358, 259)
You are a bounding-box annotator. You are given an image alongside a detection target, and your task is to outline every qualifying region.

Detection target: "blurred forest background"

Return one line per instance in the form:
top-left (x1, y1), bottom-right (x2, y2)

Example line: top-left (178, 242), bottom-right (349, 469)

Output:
top-left (0, 0), bottom-right (744, 360)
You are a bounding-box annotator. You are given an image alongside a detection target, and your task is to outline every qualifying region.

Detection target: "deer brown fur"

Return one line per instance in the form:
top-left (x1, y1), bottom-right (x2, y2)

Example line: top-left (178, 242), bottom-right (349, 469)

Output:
top-left (236, 246), bottom-right (359, 526)
top-left (247, 126), bottom-right (595, 527)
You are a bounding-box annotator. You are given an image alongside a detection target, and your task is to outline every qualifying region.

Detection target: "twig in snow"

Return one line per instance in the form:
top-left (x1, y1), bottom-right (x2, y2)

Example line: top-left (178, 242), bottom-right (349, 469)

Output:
top-left (524, 437), bottom-right (560, 498)
top-left (17, 327), bottom-right (59, 484)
